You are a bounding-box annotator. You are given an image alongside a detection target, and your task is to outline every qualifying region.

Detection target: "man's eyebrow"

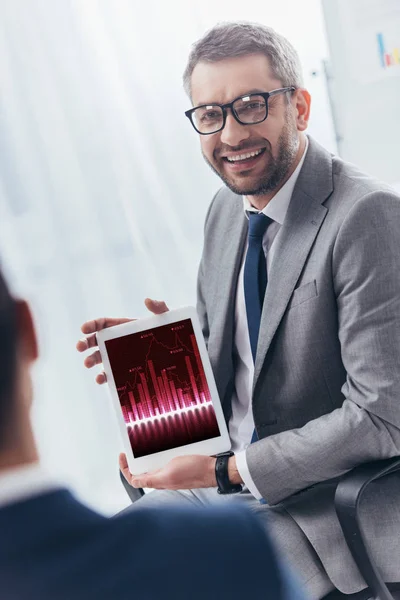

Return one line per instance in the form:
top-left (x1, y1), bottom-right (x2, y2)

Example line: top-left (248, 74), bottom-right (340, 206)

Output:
top-left (194, 89), bottom-right (267, 107)
top-left (239, 88), bottom-right (267, 97)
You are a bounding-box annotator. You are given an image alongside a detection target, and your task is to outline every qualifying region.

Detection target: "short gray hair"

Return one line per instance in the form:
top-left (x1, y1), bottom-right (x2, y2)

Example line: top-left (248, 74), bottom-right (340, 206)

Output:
top-left (183, 21), bottom-right (303, 99)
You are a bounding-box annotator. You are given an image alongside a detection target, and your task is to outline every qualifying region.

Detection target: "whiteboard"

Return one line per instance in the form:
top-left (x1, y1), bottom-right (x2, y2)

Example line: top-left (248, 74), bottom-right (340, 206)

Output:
top-left (321, 0), bottom-right (400, 184)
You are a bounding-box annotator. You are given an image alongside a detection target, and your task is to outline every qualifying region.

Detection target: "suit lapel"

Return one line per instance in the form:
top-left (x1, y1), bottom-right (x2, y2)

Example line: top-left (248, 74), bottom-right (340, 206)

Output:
top-left (208, 197), bottom-right (247, 401)
top-left (253, 137), bottom-right (333, 389)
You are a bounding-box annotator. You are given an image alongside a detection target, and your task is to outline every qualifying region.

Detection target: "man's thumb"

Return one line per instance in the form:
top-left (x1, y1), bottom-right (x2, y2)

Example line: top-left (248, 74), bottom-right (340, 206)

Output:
top-left (144, 298), bottom-right (169, 314)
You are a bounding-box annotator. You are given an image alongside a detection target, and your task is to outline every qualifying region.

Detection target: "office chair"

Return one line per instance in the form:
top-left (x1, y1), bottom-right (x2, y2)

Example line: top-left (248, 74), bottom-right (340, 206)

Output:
top-left (324, 456), bottom-right (400, 600)
top-left (120, 457), bottom-right (400, 600)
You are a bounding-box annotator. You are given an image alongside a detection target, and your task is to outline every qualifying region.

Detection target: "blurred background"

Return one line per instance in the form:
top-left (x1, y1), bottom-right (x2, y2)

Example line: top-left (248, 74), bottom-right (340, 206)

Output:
top-left (0, 0), bottom-right (399, 514)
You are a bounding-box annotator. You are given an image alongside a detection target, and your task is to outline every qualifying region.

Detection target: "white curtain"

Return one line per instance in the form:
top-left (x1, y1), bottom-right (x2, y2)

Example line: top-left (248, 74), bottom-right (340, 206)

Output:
top-left (0, 0), bottom-right (336, 513)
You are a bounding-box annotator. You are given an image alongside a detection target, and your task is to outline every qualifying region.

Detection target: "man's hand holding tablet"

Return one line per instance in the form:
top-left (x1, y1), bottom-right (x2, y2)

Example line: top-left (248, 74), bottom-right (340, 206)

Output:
top-left (119, 452), bottom-right (218, 490)
top-left (77, 299), bottom-right (241, 491)
top-left (76, 298), bottom-right (170, 384)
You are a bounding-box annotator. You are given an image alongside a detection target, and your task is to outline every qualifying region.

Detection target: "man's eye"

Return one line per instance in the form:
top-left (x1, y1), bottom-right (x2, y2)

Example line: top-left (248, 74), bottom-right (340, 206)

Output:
top-left (244, 102), bottom-right (265, 111)
top-left (200, 111), bottom-right (220, 122)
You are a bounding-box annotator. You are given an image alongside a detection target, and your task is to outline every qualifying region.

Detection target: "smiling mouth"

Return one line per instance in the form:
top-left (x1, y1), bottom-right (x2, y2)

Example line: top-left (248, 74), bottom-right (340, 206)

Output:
top-left (222, 147), bottom-right (266, 164)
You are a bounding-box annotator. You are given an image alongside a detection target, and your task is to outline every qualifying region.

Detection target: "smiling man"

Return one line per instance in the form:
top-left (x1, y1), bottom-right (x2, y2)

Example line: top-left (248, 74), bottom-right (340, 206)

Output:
top-left (78, 22), bottom-right (400, 599)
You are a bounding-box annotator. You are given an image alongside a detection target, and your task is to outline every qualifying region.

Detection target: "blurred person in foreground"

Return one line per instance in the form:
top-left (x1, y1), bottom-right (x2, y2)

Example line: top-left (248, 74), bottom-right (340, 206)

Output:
top-left (78, 21), bottom-right (400, 599)
top-left (0, 266), bottom-right (304, 600)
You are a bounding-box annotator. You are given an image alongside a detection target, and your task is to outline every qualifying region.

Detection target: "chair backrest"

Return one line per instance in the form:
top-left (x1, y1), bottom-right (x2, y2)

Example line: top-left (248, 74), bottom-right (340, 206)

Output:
top-left (323, 582), bottom-right (400, 600)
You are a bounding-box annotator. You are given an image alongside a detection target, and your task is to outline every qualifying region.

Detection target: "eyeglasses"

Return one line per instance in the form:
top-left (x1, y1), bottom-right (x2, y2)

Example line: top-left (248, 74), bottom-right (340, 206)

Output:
top-left (185, 87), bottom-right (295, 135)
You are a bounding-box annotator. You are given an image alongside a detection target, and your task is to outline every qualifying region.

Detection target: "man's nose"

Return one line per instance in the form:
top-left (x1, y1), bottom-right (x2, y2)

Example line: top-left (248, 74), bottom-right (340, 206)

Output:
top-left (220, 111), bottom-right (251, 147)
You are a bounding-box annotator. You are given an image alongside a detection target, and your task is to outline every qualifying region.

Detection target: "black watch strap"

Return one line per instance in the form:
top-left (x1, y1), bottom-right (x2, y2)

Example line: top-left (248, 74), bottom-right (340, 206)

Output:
top-left (215, 452), bottom-right (243, 495)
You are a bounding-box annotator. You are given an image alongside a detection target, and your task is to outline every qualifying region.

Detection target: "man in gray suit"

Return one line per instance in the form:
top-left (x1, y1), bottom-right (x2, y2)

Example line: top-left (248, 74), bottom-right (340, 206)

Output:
top-left (78, 22), bottom-right (400, 598)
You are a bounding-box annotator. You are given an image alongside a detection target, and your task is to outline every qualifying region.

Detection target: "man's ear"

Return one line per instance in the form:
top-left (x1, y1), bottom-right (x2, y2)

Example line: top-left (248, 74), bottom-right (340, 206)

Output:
top-left (294, 89), bottom-right (311, 132)
top-left (15, 300), bottom-right (39, 364)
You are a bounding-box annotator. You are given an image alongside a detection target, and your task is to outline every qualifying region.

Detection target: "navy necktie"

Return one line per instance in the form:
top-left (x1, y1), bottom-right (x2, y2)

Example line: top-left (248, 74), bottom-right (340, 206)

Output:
top-left (244, 212), bottom-right (271, 362)
top-left (243, 212), bottom-right (272, 446)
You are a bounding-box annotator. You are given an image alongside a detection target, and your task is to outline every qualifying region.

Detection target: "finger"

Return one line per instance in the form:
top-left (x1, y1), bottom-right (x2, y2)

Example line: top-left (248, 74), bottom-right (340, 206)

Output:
top-left (84, 350), bottom-right (102, 369)
top-left (132, 475), bottom-right (162, 489)
top-left (81, 318), bottom-right (109, 334)
top-left (131, 467), bottom-right (164, 489)
top-left (76, 333), bottom-right (98, 352)
top-left (130, 475), bottom-right (149, 488)
top-left (119, 453), bottom-right (128, 470)
top-left (144, 298), bottom-right (169, 315)
top-left (81, 317), bottom-right (131, 335)
top-left (95, 371), bottom-right (107, 385)
top-left (119, 454), bottom-right (132, 483)
top-left (121, 466), bottom-right (133, 485)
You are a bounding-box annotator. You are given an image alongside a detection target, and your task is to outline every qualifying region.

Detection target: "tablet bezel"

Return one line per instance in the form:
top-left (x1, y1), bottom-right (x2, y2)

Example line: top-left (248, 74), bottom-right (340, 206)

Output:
top-left (97, 306), bottom-right (231, 475)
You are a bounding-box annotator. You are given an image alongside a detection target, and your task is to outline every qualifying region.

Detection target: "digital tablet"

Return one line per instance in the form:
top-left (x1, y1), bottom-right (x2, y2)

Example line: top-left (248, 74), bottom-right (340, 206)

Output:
top-left (97, 306), bottom-right (231, 475)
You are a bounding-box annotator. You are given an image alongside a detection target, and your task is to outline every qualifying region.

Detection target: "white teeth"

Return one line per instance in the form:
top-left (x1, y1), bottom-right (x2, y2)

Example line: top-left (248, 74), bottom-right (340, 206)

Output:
top-left (226, 148), bottom-right (263, 162)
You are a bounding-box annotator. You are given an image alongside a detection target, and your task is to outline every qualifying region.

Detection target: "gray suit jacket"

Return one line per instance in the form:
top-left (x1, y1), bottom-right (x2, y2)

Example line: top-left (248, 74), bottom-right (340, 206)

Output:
top-left (197, 136), bottom-right (400, 593)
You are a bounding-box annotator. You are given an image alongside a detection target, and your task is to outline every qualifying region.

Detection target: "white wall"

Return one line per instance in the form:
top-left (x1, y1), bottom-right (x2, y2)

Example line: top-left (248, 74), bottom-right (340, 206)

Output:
top-left (322, 0), bottom-right (400, 185)
top-left (0, 0), bottom-right (343, 514)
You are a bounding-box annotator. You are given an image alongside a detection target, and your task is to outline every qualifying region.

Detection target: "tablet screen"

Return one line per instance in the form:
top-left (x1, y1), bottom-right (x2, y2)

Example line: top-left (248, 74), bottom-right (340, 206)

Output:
top-left (105, 318), bottom-right (221, 458)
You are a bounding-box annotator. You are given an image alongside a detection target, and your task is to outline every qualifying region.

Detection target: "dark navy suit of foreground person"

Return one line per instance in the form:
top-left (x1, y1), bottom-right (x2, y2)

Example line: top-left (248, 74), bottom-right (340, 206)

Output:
top-left (0, 487), bottom-right (290, 600)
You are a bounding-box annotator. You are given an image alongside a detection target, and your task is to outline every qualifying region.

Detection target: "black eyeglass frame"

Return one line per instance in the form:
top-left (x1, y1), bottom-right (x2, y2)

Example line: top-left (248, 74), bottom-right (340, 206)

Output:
top-left (185, 87), bottom-right (296, 135)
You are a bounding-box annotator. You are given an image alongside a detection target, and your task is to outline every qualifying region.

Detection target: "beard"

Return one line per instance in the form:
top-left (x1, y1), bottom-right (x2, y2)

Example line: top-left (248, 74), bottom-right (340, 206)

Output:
top-left (202, 117), bottom-right (300, 196)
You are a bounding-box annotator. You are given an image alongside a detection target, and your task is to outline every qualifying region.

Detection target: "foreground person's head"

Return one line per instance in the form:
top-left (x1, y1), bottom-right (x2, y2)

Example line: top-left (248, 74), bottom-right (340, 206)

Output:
top-left (0, 268), bottom-right (38, 469)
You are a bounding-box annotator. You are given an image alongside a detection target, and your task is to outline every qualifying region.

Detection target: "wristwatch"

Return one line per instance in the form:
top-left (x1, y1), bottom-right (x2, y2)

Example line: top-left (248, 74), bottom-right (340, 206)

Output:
top-left (215, 451), bottom-right (243, 494)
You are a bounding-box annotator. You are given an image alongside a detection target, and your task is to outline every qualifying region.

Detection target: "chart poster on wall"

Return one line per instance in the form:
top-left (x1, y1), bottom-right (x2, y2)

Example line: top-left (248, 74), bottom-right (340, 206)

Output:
top-left (337, 0), bottom-right (400, 85)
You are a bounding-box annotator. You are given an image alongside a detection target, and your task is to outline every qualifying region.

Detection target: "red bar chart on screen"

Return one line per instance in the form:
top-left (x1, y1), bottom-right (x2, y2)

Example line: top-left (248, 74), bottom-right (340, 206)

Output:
top-left (105, 319), bottom-right (220, 458)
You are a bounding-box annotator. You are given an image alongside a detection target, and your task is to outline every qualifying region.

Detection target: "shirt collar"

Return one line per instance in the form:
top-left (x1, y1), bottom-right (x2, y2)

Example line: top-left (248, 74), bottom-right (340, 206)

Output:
top-left (0, 462), bottom-right (61, 509)
top-left (243, 136), bottom-right (309, 224)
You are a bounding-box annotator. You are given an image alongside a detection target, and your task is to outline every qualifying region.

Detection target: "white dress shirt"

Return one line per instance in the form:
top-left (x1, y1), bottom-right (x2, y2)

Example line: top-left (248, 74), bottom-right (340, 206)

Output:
top-left (230, 139), bottom-right (309, 499)
top-left (0, 462), bottom-right (59, 509)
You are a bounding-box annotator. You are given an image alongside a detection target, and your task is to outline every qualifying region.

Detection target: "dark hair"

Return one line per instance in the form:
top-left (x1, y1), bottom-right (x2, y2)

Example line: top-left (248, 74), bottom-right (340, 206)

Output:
top-left (0, 267), bottom-right (17, 449)
top-left (183, 21), bottom-right (303, 99)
